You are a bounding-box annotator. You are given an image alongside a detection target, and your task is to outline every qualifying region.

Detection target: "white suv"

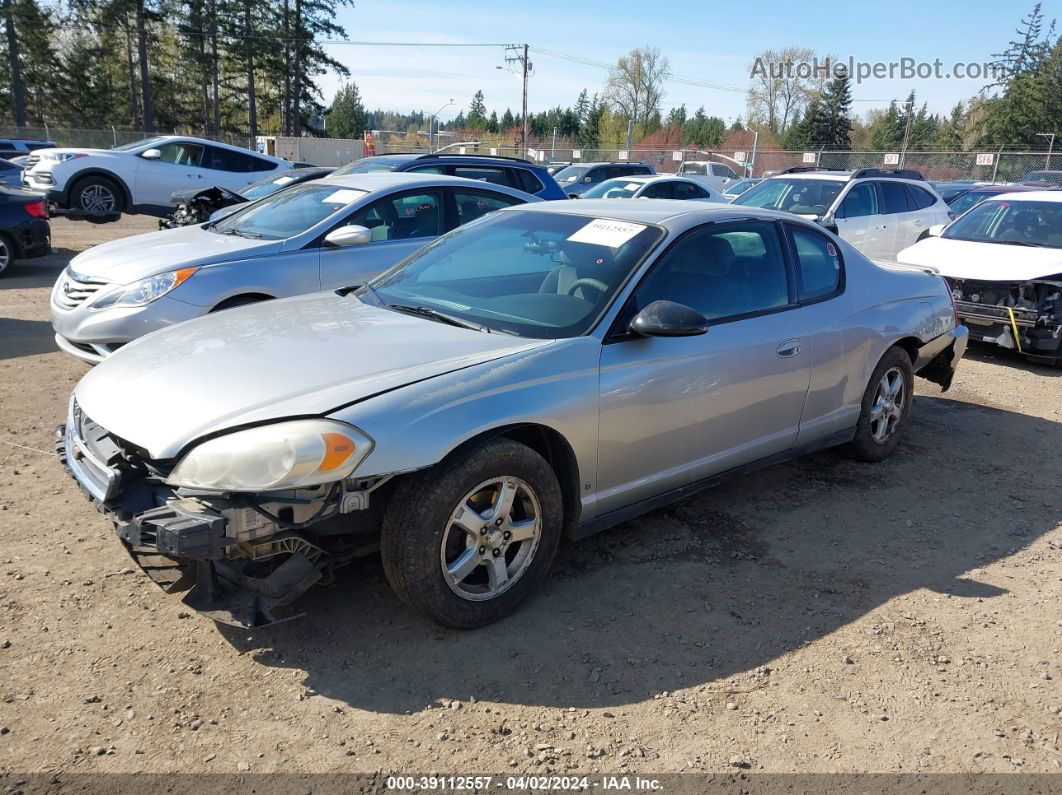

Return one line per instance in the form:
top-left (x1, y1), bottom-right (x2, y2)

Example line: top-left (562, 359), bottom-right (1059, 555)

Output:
top-left (731, 168), bottom-right (953, 259)
top-left (22, 135), bottom-right (292, 219)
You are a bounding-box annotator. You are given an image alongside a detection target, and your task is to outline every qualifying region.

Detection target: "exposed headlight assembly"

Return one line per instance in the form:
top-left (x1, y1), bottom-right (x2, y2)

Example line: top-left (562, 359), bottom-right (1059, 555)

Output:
top-left (167, 420), bottom-right (374, 492)
top-left (90, 267), bottom-right (198, 309)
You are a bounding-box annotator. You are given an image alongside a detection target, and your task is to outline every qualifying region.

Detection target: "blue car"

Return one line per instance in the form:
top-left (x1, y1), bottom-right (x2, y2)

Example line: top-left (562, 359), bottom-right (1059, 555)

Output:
top-left (333, 153), bottom-right (567, 200)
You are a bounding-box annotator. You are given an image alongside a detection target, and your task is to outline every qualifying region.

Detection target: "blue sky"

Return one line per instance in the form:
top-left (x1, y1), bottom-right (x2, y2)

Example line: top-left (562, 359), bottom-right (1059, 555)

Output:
top-left (323, 0), bottom-right (1060, 123)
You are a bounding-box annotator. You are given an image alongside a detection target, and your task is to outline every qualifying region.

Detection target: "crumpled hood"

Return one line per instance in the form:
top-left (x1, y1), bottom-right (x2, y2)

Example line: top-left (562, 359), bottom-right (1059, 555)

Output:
top-left (73, 292), bottom-right (552, 459)
top-left (897, 236), bottom-right (1062, 282)
top-left (67, 224), bottom-right (279, 285)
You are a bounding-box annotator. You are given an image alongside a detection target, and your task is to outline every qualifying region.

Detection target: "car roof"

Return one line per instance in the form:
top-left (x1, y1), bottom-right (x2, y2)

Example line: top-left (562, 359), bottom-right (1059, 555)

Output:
top-left (314, 171), bottom-right (539, 195)
top-left (600, 175), bottom-right (693, 185)
top-left (506, 198), bottom-right (794, 227)
top-left (966, 184), bottom-right (1040, 194)
top-left (982, 190), bottom-right (1062, 203)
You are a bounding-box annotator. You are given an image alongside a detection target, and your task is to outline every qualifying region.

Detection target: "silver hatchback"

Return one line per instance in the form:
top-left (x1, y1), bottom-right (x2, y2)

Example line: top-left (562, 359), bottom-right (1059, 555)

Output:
top-left (50, 172), bottom-right (539, 363)
top-left (58, 200), bottom-right (967, 629)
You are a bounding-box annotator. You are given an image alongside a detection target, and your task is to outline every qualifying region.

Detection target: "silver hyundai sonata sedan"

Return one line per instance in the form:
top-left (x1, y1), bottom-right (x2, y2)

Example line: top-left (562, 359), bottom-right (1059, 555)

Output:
top-left (50, 172), bottom-right (539, 363)
top-left (57, 200), bottom-right (967, 629)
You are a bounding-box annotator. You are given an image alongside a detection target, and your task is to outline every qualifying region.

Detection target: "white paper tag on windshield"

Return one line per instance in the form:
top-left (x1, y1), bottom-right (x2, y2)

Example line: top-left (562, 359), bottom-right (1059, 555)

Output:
top-left (567, 219), bottom-right (646, 248)
top-left (322, 189), bottom-right (362, 205)
top-left (274, 175), bottom-right (296, 185)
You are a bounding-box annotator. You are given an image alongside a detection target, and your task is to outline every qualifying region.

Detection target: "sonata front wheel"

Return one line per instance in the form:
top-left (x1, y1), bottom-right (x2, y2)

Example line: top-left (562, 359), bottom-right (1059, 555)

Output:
top-left (382, 438), bottom-right (562, 628)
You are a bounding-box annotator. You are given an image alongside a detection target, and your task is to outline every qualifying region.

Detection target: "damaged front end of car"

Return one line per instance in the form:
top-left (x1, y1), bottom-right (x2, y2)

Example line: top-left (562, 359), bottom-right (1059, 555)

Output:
top-left (946, 275), bottom-right (1062, 365)
top-left (56, 400), bottom-right (391, 628)
top-left (159, 186), bottom-right (246, 229)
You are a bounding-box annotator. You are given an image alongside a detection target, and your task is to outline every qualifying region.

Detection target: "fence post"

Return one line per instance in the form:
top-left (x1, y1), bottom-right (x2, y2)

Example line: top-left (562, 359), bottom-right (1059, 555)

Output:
top-left (991, 146), bottom-right (1003, 184)
top-left (111, 126), bottom-right (117, 147)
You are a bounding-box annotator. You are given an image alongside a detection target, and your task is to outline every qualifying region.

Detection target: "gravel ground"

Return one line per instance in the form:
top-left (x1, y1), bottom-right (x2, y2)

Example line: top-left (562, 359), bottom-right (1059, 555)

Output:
top-left (0, 217), bottom-right (1060, 777)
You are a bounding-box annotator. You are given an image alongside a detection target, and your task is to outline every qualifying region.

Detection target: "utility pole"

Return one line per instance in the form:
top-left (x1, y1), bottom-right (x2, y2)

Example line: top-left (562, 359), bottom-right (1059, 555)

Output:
top-left (502, 45), bottom-right (531, 157)
top-left (1036, 133), bottom-right (1056, 169)
top-left (898, 99), bottom-right (914, 168)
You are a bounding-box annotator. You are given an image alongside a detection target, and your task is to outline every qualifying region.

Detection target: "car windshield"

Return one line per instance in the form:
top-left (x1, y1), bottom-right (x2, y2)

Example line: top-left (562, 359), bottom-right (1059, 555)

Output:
top-left (240, 172), bottom-right (304, 200)
top-left (112, 136), bottom-right (169, 152)
top-left (553, 165), bottom-right (588, 184)
top-left (357, 210), bottom-right (665, 338)
top-left (731, 178), bottom-right (844, 216)
top-left (212, 183), bottom-right (368, 239)
top-left (947, 189), bottom-right (1002, 216)
top-left (943, 199), bottom-right (1062, 248)
top-left (581, 179), bottom-right (644, 199)
top-left (724, 179), bottom-right (756, 196)
top-left (332, 157), bottom-right (407, 176)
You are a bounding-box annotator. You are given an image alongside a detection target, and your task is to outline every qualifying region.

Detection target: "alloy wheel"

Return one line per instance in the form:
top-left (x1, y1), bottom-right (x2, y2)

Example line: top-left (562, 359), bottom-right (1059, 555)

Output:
top-left (440, 476), bottom-right (542, 601)
top-left (869, 366), bottom-right (906, 443)
top-left (80, 184), bottom-right (117, 214)
top-left (0, 237), bottom-right (9, 274)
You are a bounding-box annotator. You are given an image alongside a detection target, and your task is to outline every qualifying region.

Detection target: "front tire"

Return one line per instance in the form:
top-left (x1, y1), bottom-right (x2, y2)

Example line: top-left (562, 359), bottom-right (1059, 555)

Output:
top-left (70, 176), bottom-right (123, 217)
top-left (848, 346), bottom-right (914, 462)
top-left (381, 438), bottom-right (563, 629)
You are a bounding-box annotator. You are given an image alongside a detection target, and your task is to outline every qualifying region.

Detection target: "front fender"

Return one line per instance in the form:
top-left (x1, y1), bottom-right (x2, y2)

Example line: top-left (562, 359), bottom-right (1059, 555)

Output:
top-left (334, 337), bottom-right (603, 517)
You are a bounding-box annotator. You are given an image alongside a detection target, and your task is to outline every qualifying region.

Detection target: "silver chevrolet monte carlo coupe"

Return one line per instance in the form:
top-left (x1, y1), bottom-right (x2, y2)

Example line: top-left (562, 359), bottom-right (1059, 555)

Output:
top-left (57, 200), bottom-right (968, 629)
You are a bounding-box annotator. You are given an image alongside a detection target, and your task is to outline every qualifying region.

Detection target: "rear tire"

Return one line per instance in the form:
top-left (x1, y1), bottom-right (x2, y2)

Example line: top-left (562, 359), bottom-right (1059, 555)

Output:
top-left (848, 346), bottom-right (914, 463)
top-left (0, 232), bottom-right (13, 276)
top-left (70, 176), bottom-right (123, 217)
top-left (381, 438), bottom-right (563, 629)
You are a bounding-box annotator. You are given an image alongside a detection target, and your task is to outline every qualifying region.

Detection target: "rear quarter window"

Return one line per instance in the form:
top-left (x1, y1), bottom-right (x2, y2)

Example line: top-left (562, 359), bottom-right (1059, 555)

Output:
top-left (787, 224), bottom-right (843, 301)
top-left (510, 168), bottom-right (544, 194)
top-left (905, 184), bottom-right (938, 210)
top-left (878, 181), bottom-right (911, 214)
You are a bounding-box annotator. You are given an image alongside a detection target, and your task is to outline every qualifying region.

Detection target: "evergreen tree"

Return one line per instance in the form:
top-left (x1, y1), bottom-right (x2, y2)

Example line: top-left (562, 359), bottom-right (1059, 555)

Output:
top-left (327, 81), bottom-right (365, 138)
top-left (666, 104), bottom-right (687, 127)
top-left (987, 2), bottom-right (1056, 90)
top-left (500, 107), bottom-right (515, 131)
top-left (818, 69), bottom-right (852, 149)
top-left (467, 89), bottom-right (486, 128)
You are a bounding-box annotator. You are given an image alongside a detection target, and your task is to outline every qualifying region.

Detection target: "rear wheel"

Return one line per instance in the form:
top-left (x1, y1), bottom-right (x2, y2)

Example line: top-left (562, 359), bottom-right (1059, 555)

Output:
top-left (70, 176), bottom-right (122, 217)
top-left (381, 438), bottom-right (563, 628)
top-left (848, 346), bottom-right (914, 462)
top-left (0, 233), bottom-right (13, 276)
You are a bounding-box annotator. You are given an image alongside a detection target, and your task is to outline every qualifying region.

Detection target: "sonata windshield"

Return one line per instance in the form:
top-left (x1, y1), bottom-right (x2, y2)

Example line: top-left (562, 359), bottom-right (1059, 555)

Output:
top-left (213, 183), bottom-right (367, 239)
top-left (581, 179), bottom-right (645, 199)
top-left (732, 178), bottom-right (844, 216)
top-left (943, 199), bottom-right (1062, 248)
top-left (358, 210), bottom-right (665, 338)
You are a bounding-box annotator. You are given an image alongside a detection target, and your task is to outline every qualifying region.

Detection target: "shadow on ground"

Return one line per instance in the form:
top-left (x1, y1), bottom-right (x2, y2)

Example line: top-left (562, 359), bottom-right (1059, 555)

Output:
top-left (219, 395), bottom-right (1061, 714)
top-left (0, 317), bottom-right (58, 360)
top-left (963, 339), bottom-right (1062, 377)
top-left (0, 251), bottom-right (71, 290)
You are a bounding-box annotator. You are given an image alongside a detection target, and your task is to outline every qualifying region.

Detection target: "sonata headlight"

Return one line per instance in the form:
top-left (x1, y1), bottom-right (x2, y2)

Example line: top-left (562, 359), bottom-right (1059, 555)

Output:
top-left (167, 420), bottom-right (374, 492)
top-left (90, 267), bottom-right (198, 309)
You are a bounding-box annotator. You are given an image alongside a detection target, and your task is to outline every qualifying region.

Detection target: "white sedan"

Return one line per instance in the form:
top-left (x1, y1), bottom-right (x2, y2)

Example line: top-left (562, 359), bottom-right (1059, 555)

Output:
top-left (897, 191), bottom-right (1062, 365)
top-left (22, 135), bottom-right (293, 219)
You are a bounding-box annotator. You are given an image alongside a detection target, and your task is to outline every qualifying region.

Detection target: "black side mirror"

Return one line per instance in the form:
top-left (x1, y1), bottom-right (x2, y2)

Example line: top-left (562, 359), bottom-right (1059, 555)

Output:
top-left (630, 300), bottom-right (709, 337)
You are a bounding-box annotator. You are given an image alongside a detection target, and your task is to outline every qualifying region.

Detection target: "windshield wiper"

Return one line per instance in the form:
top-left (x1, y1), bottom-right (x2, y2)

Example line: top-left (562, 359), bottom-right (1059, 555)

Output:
top-left (386, 303), bottom-right (488, 332)
top-left (218, 228), bottom-right (262, 239)
top-left (994, 239), bottom-right (1048, 247)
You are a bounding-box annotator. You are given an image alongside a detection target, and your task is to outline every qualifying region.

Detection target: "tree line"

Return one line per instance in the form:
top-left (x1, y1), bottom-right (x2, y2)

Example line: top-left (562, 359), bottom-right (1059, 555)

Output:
top-left (1, 0), bottom-right (352, 138)
top-left (2, 1), bottom-right (1058, 153)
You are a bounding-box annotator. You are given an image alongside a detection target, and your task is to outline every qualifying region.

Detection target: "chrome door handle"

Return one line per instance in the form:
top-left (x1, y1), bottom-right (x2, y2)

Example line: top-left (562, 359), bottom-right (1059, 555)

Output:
top-left (776, 340), bottom-right (802, 358)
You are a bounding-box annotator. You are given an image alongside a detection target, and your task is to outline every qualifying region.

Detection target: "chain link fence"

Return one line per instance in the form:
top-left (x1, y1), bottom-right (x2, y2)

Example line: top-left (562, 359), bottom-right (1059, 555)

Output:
top-left (376, 139), bottom-right (1059, 183)
top-left (0, 125), bottom-right (257, 150)
top-left (4, 126), bottom-right (1057, 183)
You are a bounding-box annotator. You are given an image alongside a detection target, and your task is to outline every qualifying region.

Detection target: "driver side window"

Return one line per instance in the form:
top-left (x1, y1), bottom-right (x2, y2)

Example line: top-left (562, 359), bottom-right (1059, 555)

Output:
top-left (839, 182), bottom-right (879, 218)
top-left (624, 221), bottom-right (790, 326)
top-left (344, 191), bottom-right (442, 242)
top-left (156, 143), bottom-right (204, 167)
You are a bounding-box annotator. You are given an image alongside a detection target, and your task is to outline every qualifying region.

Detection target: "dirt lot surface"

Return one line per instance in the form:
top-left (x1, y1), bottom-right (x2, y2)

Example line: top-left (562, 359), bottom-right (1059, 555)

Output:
top-left (0, 217), bottom-right (1060, 778)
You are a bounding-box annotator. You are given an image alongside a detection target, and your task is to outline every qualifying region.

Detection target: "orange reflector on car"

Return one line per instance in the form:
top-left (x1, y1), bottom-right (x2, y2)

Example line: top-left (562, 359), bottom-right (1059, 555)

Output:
top-left (320, 433), bottom-right (357, 471)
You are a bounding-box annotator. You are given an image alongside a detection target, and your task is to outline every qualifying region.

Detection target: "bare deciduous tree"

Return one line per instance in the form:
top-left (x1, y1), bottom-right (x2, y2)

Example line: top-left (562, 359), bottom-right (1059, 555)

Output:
top-left (604, 46), bottom-right (671, 126)
top-left (747, 46), bottom-right (824, 133)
